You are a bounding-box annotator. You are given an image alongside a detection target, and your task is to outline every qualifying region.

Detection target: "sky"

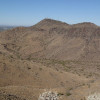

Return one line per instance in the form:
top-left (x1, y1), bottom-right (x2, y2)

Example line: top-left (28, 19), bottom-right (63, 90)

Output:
top-left (0, 0), bottom-right (100, 26)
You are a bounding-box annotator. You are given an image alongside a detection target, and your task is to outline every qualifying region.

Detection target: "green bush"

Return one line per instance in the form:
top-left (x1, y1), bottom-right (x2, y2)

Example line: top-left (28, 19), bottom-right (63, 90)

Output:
top-left (66, 92), bottom-right (71, 96)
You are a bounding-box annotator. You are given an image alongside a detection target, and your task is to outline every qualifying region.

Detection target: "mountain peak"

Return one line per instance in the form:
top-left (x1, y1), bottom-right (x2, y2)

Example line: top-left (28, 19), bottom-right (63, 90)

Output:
top-left (41, 18), bottom-right (68, 24)
top-left (34, 18), bottom-right (69, 28)
top-left (72, 22), bottom-right (98, 27)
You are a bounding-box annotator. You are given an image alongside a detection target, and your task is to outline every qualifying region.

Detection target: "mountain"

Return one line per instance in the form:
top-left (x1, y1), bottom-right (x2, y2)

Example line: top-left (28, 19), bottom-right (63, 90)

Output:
top-left (0, 19), bottom-right (100, 100)
top-left (1, 19), bottom-right (100, 61)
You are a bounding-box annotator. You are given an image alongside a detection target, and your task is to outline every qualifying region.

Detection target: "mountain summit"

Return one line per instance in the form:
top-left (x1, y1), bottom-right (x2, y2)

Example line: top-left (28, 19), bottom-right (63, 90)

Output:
top-left (34, 18), bottom-right (69, 29)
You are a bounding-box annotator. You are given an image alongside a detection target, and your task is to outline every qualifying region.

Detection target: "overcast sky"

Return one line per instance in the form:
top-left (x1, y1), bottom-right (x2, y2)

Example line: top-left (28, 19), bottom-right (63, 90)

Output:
top-left (0, 0), bottom-right (100, 26)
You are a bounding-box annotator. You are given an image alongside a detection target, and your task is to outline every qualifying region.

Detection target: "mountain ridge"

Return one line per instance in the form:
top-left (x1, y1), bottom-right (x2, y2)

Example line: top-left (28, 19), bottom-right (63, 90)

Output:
top-left (1, 18), bottom-right (99, 33)
top-left (0, 18), bottom-right (100, 61)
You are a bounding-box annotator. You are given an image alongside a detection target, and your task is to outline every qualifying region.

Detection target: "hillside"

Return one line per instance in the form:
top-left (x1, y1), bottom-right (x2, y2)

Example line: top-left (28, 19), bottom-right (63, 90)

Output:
top-left (0, 19), bottom-right (100, 100)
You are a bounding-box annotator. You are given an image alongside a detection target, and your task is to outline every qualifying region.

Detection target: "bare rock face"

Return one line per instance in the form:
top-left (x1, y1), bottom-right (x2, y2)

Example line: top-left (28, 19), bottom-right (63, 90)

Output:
top-left (38, 91), bottom-right (59, 100)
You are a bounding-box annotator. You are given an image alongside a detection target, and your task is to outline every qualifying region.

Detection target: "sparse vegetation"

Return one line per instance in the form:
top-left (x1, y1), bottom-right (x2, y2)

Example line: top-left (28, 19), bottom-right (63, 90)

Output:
top-left (57, 92), bottom-right (64, 96)
top-left (66, 92), bottom-right (71, 96)
top-left (39, 67), bottom-right (42, 71)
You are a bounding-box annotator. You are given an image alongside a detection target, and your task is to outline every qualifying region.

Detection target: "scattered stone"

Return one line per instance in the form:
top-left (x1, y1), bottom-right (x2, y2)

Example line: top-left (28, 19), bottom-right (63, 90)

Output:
top-left (86, 93), bottom-right (100, 100)
top-left (38, 91), bottom-right (59, 100)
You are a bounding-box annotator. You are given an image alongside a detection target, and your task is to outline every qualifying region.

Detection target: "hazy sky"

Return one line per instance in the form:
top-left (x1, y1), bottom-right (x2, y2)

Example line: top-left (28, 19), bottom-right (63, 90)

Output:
top-left (0, 0), bottom-right (100, 26)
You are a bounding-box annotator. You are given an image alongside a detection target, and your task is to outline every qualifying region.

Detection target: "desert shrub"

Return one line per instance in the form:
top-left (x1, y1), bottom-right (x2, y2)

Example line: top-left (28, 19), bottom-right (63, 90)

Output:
top-left (57, 92), bottom-right (64, 96)
top-left (66, 92), bottom-right (71, 96)
top-left (39, 67), bottom-right (42, 71)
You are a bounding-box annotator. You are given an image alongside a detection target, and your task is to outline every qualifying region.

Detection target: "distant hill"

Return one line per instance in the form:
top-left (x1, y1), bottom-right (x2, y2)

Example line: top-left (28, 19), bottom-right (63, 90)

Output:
top-left (0, 26), bottom-right (16, 32)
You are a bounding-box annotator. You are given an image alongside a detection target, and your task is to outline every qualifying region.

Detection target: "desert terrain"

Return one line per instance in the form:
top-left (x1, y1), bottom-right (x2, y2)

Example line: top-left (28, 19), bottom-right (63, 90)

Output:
top-left (0, 19), bottom-right (100, 100)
